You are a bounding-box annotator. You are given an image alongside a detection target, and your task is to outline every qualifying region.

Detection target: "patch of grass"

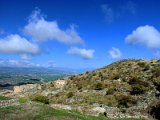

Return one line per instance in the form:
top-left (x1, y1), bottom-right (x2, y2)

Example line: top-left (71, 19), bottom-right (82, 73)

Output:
top-left (0, 106), bottom-right (20, 117)
top-left (19, 97), bottom-right (27, 103)
top-left (0, 103), bottom-right (144, 120)
top-left (0, 95), bottom-right (11, 100)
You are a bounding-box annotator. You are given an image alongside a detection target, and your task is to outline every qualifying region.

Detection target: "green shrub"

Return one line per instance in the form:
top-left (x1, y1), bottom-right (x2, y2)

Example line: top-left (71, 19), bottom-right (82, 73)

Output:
top-left (85, 71), bottom-right (89, 74)
top-left (130, 84), bottom-right (147, 95)
top-left (94, 83), bottom-right (103, 90)
top-left (92, 72), bottom-right (97, 76)
top-left (152, 68), bottom-right (160, 77)
top-left (98, 72), bottom-right (103, 78)
top-left (128, 77), bottom-right (149, 87)
top-left (49, 82), bottom-right (54, 87)
top-left (128, 77), bottom-right (139, 85)
top-left (70, 75), bottom-right (75, 80)
top-left (116, 94), bottom-right (137, 108)
top-left (67, 92), bottom-right (74, 98)
top-left (144, 64), bottom-right (150, 71)
top-left (107, 88), bottom-right (115, 95)
top-left (109, 72), bottom-right (120, 80)
top-left (32, 95), bottom-right (49, 104)
top-left (137, 62), bottom-right (146, 67)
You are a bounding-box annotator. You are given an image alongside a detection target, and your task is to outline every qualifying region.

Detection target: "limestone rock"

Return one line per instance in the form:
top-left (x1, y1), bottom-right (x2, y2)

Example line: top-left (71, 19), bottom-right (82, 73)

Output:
top-left (13, 84), bottom-right (41, 93)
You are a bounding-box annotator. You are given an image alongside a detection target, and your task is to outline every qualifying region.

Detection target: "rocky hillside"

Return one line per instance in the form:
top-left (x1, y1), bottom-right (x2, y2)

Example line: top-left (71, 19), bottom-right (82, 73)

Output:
top-left (1, 59), bottom-right (160, 120)
top-left (52, 59), bottom-right (160, 119)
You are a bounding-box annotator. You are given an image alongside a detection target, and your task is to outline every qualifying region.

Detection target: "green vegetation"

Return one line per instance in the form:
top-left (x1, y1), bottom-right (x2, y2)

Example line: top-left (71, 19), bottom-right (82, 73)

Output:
top-left (67, 92), bottom-right (74, 98)
top-left (0, 106), bottom-right (21, 117)
top-left (32, 95), bottom-right (49, 104)
top-left (131, 84), bottom-right (147, 95)
top-left (19, 97), bottom-right (28, 103)
top-left (152, 67), bottom-right (160, 77)
top-left (116, 94), bottom-right (137, 108)
top-left (1, 59), bottom-right (160, 120)
top-left (106, 88), bottom-right (115, 95)
top-left (137, 62), bottom-right (146, 67)
top-left (0, 103), bottom-right (143, 120)
top-left (94, 82), bottom-right (103, 90)
top-left (0, 95), bottom-right (11, 100)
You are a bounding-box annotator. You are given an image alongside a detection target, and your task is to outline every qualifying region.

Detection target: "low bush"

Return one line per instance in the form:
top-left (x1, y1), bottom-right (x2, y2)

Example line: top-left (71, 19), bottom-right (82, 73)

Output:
top-left (152, 68), bottom-right (160, 77)
top-left (66, 92), bottom-right (74, 98)
top-left (94, 83), bottom-right (103, 90)
top-left (130, 84), bottom-right (147, 95)
top-left (116, 94), bottom-right (137, 108)
top-left (107, 88), bottom-right (115, 95)
top-left (32, 95), bottom-right (49, 104)
top-left (128, 77), bottom-right (149, 87)
top-left (137, 62), bottom-right (146, 67)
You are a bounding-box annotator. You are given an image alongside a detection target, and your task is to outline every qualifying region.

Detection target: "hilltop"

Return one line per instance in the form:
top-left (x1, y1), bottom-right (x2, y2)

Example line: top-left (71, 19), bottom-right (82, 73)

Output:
top-left (0, 59), bottom-right (160, 120)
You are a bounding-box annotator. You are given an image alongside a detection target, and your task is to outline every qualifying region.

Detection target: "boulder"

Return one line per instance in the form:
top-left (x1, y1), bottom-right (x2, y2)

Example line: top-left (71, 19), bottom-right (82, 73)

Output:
top-left (91, 107), bottom-right (106, 116)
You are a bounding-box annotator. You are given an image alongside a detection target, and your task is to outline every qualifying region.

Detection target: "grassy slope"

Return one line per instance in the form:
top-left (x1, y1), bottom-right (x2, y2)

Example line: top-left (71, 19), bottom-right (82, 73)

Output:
top-left (0, 103), bottom-right (143, 120)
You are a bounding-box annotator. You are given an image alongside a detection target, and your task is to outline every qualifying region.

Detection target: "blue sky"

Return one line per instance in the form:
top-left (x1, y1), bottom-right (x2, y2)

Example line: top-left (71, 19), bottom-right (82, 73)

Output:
top-left (0, 0), bottom-right (160, 69)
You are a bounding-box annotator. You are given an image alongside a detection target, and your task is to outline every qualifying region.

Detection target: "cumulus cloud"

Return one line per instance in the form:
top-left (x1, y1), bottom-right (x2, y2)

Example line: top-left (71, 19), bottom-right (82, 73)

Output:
top-left (0, 34), bottom-right (39, 54)
top-left (20, 54), bottom-right (32, 60)
top-left (68, 47), bottom-right (95, 59)
top-left (24, 9), bottom-right (84, 45)
top-left (108, 47), bottom-right (122, 59)
top-left (125, 25), bottom-right (160, 49)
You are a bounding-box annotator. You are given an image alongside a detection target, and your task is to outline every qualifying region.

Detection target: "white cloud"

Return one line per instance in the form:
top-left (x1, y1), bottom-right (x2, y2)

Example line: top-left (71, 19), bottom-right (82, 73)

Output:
top-left (0, 34), bottom-right (40, 54)
top-left (44, 60), bottom-right (56, 68)
top-left (20, 54), bottom-right (32, 60)
top-left (0, 59), bottom-right (56, 68)
top-left (101, 4), bottom-right (114, 23)
top-left (121, 1), bottom-right (136, 14)
top-left (68, 47), bottom-right (95, 59)
top-left (24, 9), bottom-right (84, 45)
top-left (108, 47), bottom-right (122, 59)
top-left (125, 25), bottom-right (160, 49)
top-left (0, 59), bottom-right (28, 67)
top-left (101, 1), bottom-right (136, 23)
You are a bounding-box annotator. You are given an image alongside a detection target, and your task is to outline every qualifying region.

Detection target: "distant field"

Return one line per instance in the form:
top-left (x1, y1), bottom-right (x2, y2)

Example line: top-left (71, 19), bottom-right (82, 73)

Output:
top-left (0, 67), bottom-right (73, 89)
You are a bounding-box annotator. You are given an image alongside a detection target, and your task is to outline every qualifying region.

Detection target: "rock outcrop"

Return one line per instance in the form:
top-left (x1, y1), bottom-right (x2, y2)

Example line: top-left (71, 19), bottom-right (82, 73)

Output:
top-left (54, 79), bottom-right (67, 88)
top-left (13, 84), bottom-right (41, 93)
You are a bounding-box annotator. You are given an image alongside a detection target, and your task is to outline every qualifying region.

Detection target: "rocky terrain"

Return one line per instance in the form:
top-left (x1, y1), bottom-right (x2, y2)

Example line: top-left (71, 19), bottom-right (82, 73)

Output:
top-left (0, 59), bottom-right (160, 120)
